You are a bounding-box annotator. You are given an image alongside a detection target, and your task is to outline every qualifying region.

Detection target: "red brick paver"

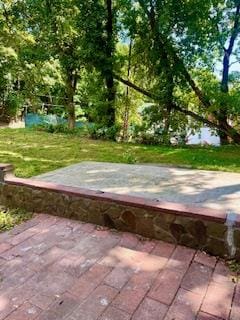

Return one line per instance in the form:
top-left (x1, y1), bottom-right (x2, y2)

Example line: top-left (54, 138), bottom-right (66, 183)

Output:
top-left (0, 214), bottom-right (238, 320)
top-left (132, 297), bottom-right (168, 320)
top-left (164, 288), bottom-right (202, 320)
top-left (201, 282), bottom-right (235, 319)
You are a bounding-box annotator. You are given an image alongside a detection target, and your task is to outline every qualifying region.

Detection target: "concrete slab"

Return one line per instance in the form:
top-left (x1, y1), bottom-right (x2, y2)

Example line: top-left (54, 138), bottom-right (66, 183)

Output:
top-left (36, 162), bottom-right (240, 214)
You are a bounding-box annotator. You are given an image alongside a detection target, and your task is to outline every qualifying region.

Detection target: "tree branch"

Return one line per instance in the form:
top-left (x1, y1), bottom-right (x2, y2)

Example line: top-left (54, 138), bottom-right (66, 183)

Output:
top-left (114, 74), bottom-right (230, 135)
top-left (137, 0), bottom-right (211, 110)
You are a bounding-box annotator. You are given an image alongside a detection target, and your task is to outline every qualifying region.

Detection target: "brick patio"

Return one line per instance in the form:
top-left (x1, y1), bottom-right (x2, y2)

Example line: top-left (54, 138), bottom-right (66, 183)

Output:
top-left (0, 214), bottom-right (239, 320)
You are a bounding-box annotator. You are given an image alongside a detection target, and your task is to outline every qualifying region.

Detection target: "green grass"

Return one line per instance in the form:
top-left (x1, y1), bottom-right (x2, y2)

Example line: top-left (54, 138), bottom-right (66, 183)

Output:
top-left (0, 207), bottom-right (33, 232)
top-left (0, 128), bottom-right (240, 177)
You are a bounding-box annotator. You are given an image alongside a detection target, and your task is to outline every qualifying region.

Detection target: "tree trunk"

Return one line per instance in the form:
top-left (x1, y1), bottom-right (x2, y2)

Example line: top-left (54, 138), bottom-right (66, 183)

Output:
top-left (66, 72), bottom-right (77, 130)
top-left (215, 2), bottom-right (240, 144)
top-left (104, 0), bottom-right (116, 126)
top-left (149, 2), bottom-right (173, 144)
top-left (122, 40), bottom-right (132, 141)
top-left (162, 105), bottom-right (172, 144)
top-left (218, 3), bottom-right (240, 144)
top-left (67, 102), bottom-right (75, 130)
top-left (218, 117), bottom-right (229, 145)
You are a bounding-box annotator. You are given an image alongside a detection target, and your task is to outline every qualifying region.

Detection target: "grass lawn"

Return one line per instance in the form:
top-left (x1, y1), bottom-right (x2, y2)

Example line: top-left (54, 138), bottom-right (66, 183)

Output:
top-left (0, 128), bottom-right (240, 177)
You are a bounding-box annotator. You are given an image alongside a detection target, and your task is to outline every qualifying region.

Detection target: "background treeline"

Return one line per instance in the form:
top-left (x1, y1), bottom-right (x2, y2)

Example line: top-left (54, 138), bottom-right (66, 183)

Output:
top-left (1, 0), bottom-right (240, 145)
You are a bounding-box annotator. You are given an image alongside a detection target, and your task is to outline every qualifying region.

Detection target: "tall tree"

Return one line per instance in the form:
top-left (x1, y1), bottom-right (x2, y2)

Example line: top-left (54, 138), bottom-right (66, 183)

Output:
top-left (104, 0), bottom-right (116, 126)
top-left (22, 0), bottom-right (89, 128)
top-left (75, 0), bottom-right (118, 127)
top-left (218, 1), bottom-right (240, 144)
top-left (117, 0), bottom-right (240, 144)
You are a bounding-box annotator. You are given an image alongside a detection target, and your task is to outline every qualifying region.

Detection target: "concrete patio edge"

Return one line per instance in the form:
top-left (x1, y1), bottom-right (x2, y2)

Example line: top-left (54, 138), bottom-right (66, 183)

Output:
top-left (5, 176), bottom-right (228, 223)
top-left (0, 164), bottom-right (239, 260)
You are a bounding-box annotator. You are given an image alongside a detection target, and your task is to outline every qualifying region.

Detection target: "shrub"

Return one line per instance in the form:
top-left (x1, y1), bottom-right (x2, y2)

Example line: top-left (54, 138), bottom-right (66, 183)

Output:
top-left (88, 124), bottom-right (121, 141)
top-left (35, 123), bottom-right (85, 135)
top-left (123, 150), bottom-right (137, 164)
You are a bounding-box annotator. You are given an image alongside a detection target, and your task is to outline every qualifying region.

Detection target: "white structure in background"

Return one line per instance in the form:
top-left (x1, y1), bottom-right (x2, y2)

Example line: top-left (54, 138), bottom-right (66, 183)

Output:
top-left (186, 126), bottom-right (220, 146)
top-left (0, 119), bottom-right (25, 129)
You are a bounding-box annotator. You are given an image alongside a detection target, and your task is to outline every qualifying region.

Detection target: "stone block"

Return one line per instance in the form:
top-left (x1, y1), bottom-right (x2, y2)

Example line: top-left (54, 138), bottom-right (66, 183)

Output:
top-left (103, 213), bottom-right (116, 229)
top-left (120, 210), bottom-right (137, 231)
top-left (154, 225), bottom-right (176, 244)
top-left (135, 216), bottom-right (155, 238)
top-left (234, 229), bottom-right (240, 245)
top-left (189, 220), bottom-right (207, 246)
top-left (106, 204), bottom-right (126, 219)
top-left (154, 213), bottom-right (176, 231)
top-left (179, 233), bottom-right (199, 249)
top-left (206, 221), bottom-right (227, 238)
top-left (170, 223), bottom-right (186, 241)
top-left (204, 237), bottom-right (228, 258)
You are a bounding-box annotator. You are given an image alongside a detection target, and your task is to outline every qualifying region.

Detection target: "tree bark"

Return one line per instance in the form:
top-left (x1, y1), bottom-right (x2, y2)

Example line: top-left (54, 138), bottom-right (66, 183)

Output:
top-left (122, 40), bottom-right (132, 141)
top-left (104, 0), bottom-right (116, 126)
top-left (218, 3), bottom-right (240, 144)
top-left (141, 0), bottom-right (174, 144)
top-left (66, 72), bottom-right (77, 130)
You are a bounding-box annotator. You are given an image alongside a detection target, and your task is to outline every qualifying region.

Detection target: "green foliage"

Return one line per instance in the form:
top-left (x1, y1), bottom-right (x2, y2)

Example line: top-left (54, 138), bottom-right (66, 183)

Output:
top-left (227, 260), bottom-right (240, 278)
top-left (88, 124), bottom-right (121, 141)
top-left (35, 123), bottom-right (86, 135)
top-left (1, 0), bottom-right (240, 142)
top-left (131, 103), bottom-right (187, 145)
top-left (122, 149), bottom-right (137, 164)
top-left (4, 93), bottom-right (24, 117)
top-left (0, 207), bottom-right (33, 232)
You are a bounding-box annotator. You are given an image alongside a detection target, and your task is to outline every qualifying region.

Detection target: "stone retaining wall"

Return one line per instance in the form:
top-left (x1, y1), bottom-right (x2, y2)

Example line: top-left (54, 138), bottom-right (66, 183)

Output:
top-left (0, 164), bottom-right (240, 260)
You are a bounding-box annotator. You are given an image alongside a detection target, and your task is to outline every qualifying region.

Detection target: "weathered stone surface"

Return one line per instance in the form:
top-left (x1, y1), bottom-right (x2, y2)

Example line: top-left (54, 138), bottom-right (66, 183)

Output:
top-left (98, 201), bottom-right (112, 213)
top-left (87, 206), bottom-right (104, 225)
top-left (179, 234), bottom-right (199, 249)
top-left (70, 197), bottom-right (91, 211)
top-left (204, 238), bottom-right (228, 258)
top-left (235, 248), bottom-right (240, 261)
top-left (154, 213), bottom-right (176, 231)
top-left (135, 216), bottom-right (154, 239)
top-left (191, 220), bottom-right (207, 246)
top-left (69, 200), bottom-right (88, 220)
top-left (170, 223), bottom-right (186, 241)
top-left (206, 221), bottom-right (227, 238)
top-left (104, 204), bottom-right (124, 219)
top-left (154, 226), bottom-right (176, 244)
top-left (234, 229), bottom-right (240, 245)
top-left (120, 210), bottom-right (136, 231)
top-left (0, 180), bottom-right (240, 260)
top-left (103, 213), bottom-right (116, 229)
top-left (174, 216), bottom-right (193, 229)
top-left (131, 208), bottom-right (154, 219)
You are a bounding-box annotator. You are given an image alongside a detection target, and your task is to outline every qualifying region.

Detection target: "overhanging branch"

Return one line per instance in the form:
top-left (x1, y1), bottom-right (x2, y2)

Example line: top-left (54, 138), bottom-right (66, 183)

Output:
top-left (114, 74), bottom-right (229, 135)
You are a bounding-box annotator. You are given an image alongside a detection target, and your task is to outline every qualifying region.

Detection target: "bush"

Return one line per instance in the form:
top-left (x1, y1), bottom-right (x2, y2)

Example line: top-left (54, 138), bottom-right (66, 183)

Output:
top-left (88, 124), bottom-right (121, 141)
top-left (4, 93), bottom-right (24, 118)
top-left (35, 123), bottom-right (85, 135)
top-left (132, 125), bottom-right (166, 145)
top-left (132, 124), bottom-right (187, 146)
top-left (123, 150), bottom-right (137, 164)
